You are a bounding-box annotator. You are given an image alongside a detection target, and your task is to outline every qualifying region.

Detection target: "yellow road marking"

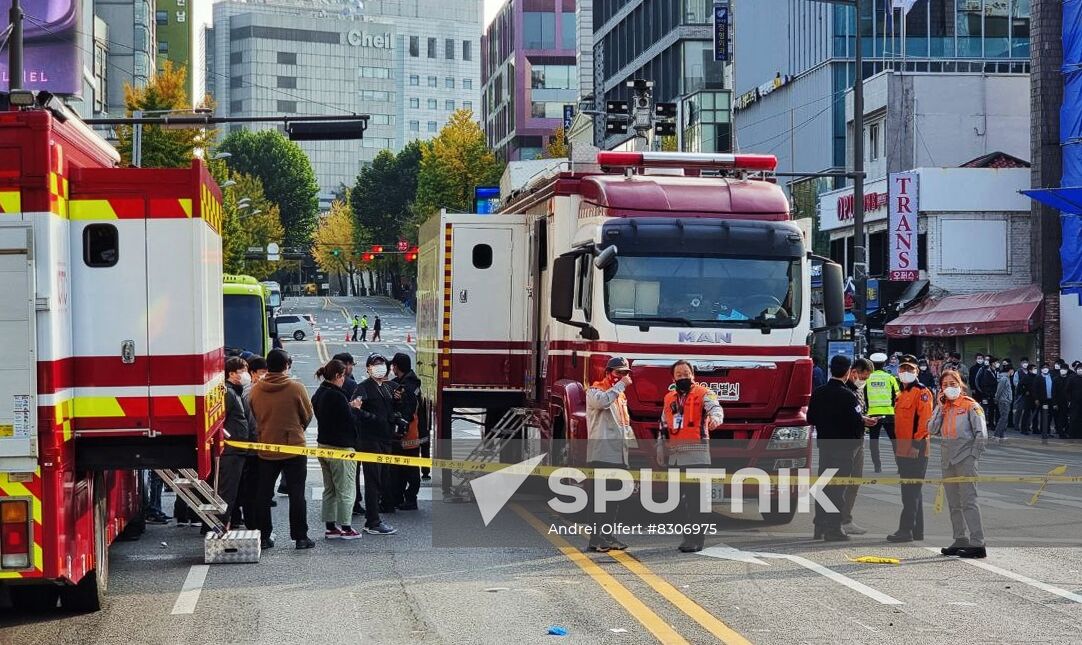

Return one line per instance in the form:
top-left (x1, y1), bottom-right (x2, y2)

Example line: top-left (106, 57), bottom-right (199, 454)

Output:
top-left (511, 504), bottom-right (689, 644)
top-left (609, 551), bottom-right (752, 645)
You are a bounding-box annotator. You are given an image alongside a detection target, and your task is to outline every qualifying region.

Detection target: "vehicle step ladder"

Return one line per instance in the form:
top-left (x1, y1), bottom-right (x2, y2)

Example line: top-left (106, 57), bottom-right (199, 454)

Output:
top-left (155, 468), bottom-right (227, 535)
top-left (446, 408), bottom-right (547, 502)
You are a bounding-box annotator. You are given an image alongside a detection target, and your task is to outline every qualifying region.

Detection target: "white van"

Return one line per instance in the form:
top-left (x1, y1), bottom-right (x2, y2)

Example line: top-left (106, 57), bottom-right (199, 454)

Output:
top-left (274, 314), bottom-right (315, 341)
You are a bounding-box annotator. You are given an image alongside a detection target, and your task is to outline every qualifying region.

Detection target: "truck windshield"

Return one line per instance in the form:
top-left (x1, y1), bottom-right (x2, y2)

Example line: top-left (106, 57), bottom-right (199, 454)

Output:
top-left (603, 255), bottom-right (802, 328)
top-left (224, 294), bottom-right (266, 354)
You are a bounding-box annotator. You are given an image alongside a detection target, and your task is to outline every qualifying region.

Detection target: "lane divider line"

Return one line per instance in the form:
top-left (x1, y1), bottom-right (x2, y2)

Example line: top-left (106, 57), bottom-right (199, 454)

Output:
top-left (510, 504), bottom-right (689, 644)
top-left (755, 552), bottom-right (903, 605)
top-left (923, 547), bottom-right (1082, 604)
top-left (609, 551), bottom-right (754, 644)
top-left (171, 564), bottom-right (210, 615)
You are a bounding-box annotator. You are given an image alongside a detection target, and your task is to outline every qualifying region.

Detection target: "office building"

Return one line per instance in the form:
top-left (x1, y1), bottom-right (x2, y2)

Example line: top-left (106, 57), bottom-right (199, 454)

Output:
top-left (94, 0), bottom-right (157, 117)
top-left (209, 0), bottom-right (482, 197)
top-left (155, 0), bottom-right (196, 101)
top-left (733, 0), bottom-right (1031, 189)
top-left (481, 0), bottom-right (579, 161)
top-left (591, 0), bottom-right (727, 151)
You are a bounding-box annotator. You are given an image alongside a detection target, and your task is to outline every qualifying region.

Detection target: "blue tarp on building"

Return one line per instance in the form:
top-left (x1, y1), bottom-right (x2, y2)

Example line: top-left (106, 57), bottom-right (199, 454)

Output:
top-left (1061, 0), bottom-right (1082, 295)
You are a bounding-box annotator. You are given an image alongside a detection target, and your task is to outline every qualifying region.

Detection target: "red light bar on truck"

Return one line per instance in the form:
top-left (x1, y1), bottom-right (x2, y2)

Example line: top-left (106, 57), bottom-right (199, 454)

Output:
top-left (597, 151), bottom-right (778, 171)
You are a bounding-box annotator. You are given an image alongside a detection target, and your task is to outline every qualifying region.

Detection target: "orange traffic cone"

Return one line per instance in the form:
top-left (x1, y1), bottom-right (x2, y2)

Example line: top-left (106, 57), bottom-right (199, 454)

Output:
top-left (406, 332), bottom-right (412, 343)
top-left (316, 331), bottom-right (321, 342)
top-left (345, 332), bottom-right (350, 342)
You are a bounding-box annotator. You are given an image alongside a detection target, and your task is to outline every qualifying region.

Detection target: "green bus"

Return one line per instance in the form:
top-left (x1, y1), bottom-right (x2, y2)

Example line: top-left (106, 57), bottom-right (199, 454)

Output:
top-left (223, 274), bottom-right (273, 356)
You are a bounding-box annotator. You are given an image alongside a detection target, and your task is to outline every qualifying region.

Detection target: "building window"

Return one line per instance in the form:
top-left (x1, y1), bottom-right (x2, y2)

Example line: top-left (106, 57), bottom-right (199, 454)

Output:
top-left (277, 100), bottom-right (297, 113)
top-left (230, 100), bottom-right (243, 112)
top-left (427, 98), bottom-right (438, 109)
top-left (560, 12), bottom-right (575, 49)
top-left (371, 114), bottom-right (394, 125)
top-left (523, 12), bottom-right (556, 49)
top-left (230, 76), bottom-right (243, 89)
top-left (463, 100), bottom-right (473, 111)
top-left (463, 78), bottom-right (472, 90)
top-left (156, 10), bottom-right (168, 25)
top-left (360, 90), bottom-right (393, 102)
top-left (428, 75), bottom-right (437, 87)
top-left (277, 51), bottom-right (297, 65)
top-left (410, 74), bottom-right (419, 86)
top-left (409, 97), bottom-right (419, 108)
top-left (463, 40), bottom-right (472, 61)
top-left (358, 67), bottom-right (392, 79)
top-left (277, 76), bottom-right (296, 89)
top-left (409, 120), bottom-right (420, 131)
top-left (445, 77), bottom-right (454, 89)
top-left (230, 51), bottom-right (243, 65)
top-left (868, 122), bottom-right (881, 161)
top-left (158, 41), bottom-right (169, 54)
top-left (530, 101), bottom-right (565, 119)
top-left (445, 38), bottom-right (455, 59)
top-left (446, 100), bottom-right (455, 110)
top-left (428, 37), bottom-right (437, 58)
top-left (409, 35), bottom-right (419, 57)
top-left (428, 121), bottom-right (438, 132)
top-left (530, 64), bottom-right (575, 89)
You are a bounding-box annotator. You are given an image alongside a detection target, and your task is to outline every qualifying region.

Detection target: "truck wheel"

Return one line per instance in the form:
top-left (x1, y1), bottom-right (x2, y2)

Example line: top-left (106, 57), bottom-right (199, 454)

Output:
top-left (8, 585), bottom-right (60, 611)
top-left (293, 330), bottom-right (305, 341)
top-left (61, 474), bottom-right (108, 612)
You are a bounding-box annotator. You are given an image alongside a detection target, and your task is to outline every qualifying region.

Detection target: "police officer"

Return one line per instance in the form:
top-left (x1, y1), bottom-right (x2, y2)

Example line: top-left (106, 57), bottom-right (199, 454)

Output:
top-left (865, 353), bottom-right (900, 473)
top-left (888, 354), bottom-right (934, 543)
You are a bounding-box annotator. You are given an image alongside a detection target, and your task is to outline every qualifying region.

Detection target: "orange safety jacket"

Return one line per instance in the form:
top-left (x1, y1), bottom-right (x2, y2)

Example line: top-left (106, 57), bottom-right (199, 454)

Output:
top-left (894, 382), bottom-right (934, 458)
top-left (589, 378), bottom-right (631, 427)
top-left (662, 384), bottom-right (710, 442)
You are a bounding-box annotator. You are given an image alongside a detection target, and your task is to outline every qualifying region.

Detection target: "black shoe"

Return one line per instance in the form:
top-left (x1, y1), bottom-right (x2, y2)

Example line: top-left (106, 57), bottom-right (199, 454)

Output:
top-left (813, 526), bottom-right (825, 540)
top-left (957, 546), bottom-right (987, 559)
top-left (396, 502), bottom-right (419, 511)
top-left (822, 529), bottom-right (850, 542)
top-left (941, 539), bottom-right (971, 556)
top-left (587, 540), bottom-right (612, 553)
top-left (270, 500), bottom-right (278, 507)
top-left (261, 538), bottom-right (275, 549)
top-left (873, 466), bottom-right (882, 473)
top-left (352, 505), bottom-right (365, 516)
top-left (912, 534), bottom-right (924, 541)
top-left (421, 474), bottom-right (432, 481)
top-left (295, 538), bottom-right (315, 549)
top-left (887, 532), bottom-right (913, 543)
top-left (678, 542), bottom-right (705, 552)
top-left (608, 539), bottom-right (628, 551)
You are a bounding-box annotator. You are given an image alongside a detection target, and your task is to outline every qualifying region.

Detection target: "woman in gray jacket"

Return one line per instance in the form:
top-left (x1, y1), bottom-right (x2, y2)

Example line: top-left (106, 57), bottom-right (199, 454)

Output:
top-left (929, 370), bottom-right (988, 558)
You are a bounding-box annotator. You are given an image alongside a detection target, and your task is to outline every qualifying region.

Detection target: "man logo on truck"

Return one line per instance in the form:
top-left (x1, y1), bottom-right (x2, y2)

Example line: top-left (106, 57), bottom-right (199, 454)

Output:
top-left (678, 331), bottom-right (733, 344)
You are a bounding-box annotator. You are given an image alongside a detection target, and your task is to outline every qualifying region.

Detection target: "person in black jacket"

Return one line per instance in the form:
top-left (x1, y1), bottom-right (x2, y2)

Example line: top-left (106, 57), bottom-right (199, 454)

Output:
top-left (312, 359), bottom-right (363, 540)
top-left (1069, 362), bottom-right (1082, 439)
top-left (806, 354), bottom-right (865, 542)
top-left (389, 353), bottom-right (422, 511)
top-left (353, 354), bottom-right (399, 535)
top-left (219, 357), bottom-right (254, 529)
top-left (331, 352), bottom-right (368, 516)
top-left (1030, 363), bottom-right (1055, 442)
top-left (917, 358), bottom-right (937, 391)
top-left (1052, 361), bottom-right (1072, 438)
top-left (975, 358), bottom-right (999, 429)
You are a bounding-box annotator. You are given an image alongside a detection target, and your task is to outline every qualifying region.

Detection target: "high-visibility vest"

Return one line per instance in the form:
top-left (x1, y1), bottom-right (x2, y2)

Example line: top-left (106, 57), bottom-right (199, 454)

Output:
top-left (662, 384), bottom-right (710, 441)
top-left (866, 370), bottom-right (900, 416)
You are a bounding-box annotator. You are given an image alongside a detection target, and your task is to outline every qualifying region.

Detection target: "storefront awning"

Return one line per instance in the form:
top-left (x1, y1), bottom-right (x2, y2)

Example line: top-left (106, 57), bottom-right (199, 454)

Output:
top-left (1021, 187), bottom-right (1082, 214)
top-left (884, 284), bottom-right (1043, 339)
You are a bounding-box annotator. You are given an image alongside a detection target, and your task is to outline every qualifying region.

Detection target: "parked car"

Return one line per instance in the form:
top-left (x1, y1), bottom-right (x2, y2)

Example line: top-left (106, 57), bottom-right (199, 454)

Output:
top-left (274, 314), bottom-right (315, 341)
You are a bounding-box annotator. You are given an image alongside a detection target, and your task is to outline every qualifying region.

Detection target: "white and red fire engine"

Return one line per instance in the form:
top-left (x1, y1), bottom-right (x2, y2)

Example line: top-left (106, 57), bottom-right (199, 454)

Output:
top-left (0, 106), bottom-right (225, 610)
top-left (417, 151), bottom-right (844, 518)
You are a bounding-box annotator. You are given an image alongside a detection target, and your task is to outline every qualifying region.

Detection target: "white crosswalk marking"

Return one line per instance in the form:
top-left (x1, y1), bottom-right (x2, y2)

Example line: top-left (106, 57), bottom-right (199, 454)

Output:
top-left (924, 548), bottom-right (1082, 603)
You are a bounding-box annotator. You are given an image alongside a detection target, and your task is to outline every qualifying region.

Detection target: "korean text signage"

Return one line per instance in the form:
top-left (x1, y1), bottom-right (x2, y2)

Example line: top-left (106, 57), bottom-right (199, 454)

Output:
top-left (836, 191), bottom-right (887, 223)
top-left (888, 172), bottom-right (919, 281)
top-left (0, 0), bottom-right (83, 94)
top-left (713, 3), bottom-right (729, 62)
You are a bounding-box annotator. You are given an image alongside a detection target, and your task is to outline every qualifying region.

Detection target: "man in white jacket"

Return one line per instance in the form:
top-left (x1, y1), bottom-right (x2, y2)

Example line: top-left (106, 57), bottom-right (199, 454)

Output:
top-left (584, 357), bottom-right (636, 552)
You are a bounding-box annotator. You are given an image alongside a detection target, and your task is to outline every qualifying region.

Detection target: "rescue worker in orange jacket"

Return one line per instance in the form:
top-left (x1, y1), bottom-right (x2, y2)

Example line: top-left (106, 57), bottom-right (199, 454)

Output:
top-left (585, 357), bottom-right (635, 552)
top-left (658, 360), bottom-right (724, 553)
top-left (888, 354), bottom-right (935, 543)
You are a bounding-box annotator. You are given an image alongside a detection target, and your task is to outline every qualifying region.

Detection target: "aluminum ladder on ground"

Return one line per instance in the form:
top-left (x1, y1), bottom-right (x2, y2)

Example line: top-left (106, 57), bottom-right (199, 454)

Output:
top-left (155, 468), bottom-right (227, 535)
top-left (447, 407), bottom-right (545, 502)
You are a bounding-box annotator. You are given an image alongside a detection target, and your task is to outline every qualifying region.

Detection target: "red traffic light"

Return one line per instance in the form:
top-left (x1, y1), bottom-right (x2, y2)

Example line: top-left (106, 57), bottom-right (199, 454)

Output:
top-left (405, 252), bottom-right (417, 262)
top-left (371, 245), bottom-right (384, 254)
top-left (397, 240), bottom-right (409, 252)
top-left (362, 252), bottom-right (375, 262)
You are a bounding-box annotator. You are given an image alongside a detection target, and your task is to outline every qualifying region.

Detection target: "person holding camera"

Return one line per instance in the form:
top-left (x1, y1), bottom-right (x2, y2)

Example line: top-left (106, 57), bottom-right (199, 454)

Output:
top-left (351, 353), bottom-right (398, 535)
top-left (389, 353), bottom-right (423, 511)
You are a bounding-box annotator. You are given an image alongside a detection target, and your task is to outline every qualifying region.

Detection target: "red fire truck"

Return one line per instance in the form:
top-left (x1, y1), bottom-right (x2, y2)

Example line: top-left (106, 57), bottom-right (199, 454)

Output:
top-left (417, 151), bottom-right (844, 519)
top-left (0, 105), bottom-right (224, 610)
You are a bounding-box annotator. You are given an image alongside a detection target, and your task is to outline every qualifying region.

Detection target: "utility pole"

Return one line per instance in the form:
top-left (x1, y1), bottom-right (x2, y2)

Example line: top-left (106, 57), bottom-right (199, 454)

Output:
top-left (8, 0), bottom-right (22, 91)
top-left (851, 0), bottom-right (868, 355)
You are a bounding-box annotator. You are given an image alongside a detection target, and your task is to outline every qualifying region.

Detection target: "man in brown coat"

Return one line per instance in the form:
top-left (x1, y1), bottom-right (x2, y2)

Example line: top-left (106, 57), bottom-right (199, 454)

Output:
top-left (249, 349), bottom-right (315, 549)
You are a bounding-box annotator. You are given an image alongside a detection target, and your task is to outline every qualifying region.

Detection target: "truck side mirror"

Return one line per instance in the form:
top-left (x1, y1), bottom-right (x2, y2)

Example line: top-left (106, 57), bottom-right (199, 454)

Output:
top-left (551, 255), bottom-right (576, 320)
top-left (821, 262), bottom-right (845, 328)
top-left (268, 315), bottom-right (279, 338)
top-left (594, 245), bottom-right (617, 270)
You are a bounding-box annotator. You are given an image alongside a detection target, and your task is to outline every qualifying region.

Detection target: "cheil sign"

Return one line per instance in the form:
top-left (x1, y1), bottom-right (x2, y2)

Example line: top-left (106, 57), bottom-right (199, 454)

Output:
top-left (347, 30), bottom-right (393, 48)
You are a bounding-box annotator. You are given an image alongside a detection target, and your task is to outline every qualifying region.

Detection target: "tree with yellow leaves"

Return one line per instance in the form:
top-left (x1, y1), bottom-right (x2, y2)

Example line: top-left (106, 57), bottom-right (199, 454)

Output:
top-left (220, 172), bottom-right (285, 278)
top-left (313, 200), bottom-right (364, 296)
top-left (116, 61), bottom-right (211, 168)
top-left (412, 109), bottom-right (504, 219)
top-left (540, 126), bottom-right (569, 159)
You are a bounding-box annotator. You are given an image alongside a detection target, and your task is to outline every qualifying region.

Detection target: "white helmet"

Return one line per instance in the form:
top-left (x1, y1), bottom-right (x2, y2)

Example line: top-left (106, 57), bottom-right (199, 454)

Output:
top-left (869, 352), bottom-right (888, 363)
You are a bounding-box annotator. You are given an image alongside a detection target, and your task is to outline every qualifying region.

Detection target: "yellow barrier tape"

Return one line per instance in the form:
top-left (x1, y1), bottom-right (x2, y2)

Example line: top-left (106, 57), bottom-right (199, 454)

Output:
top-left (224, 441), bottom-right (1082, 487)
top-left (1028, 465), bottom-right (1068, 505)
top-left (934, 484), bottom-right (945, 514)
top-left (848, 555), bottom-right (901, 565)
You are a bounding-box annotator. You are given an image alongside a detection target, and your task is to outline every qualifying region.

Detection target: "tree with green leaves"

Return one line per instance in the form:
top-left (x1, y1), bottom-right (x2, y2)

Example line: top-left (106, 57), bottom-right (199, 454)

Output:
top-left (219, 172), bottom-right (286, 278)
top-left (217, 129), bottom-right (320, 249)
top-left (116, 61), bottom-right (209, 168)
top-left (412, 110), bottom-right (503, 220)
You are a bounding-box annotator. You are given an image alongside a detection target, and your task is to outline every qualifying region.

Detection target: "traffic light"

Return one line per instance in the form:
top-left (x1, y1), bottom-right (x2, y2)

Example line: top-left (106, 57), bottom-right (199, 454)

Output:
top-left (654, 102), bottom-right (677, 119)
top-left (286, 120), bottom-right (367, 141)
top-left (331, 249), bottom-right (340, 257)
top-left (362, 252), bottom-right (375, 263)
top-left (654, 122), bottom-right (677, 137)
top-left (405, 251), bottom-right (418, 262)
top-left (371, 245), bottom-right (384, 254)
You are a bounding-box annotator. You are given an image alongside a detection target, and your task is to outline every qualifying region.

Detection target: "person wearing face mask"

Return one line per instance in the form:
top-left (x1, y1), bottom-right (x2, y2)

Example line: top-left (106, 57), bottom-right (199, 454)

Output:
top-left (992, 363), bottom-right (1014, 444)
top-left (917, 358), bottom-right (937, 391)
top-left (930, 370), bottom-right (988, 558)
top-left (968, 354), bottom-right (986, 397)
top-left (1052, 361), bottom-right (1071, 439)
top-left (1029, 363), bottom-right (1055, 443)
top-left (1014, 358), bottom-right (1034, 433)
top-left (974, 357), bottom-right (999, 429)
top-left (865, 353), bottom-right (900, 473)
top-left (217, 357), bottom-right (255, 530)
top-left (887, 355), bottom-right (934, 543)
top-left (585, 357), bottom-right (635, 552)
top-left (312, 359), bottom-right (364, 540)
top-left (841, 358), bottom-right (878, 536)
top-left (658, 360), bottom-right (724, 552)
top-left (352, 354), bottom-right (398, 535)
top-left (885, 354), bottom-right (900, 377)
top-left (389, 353), bottom-right (422, 512)
top-left (249, 349), bottom-right (315, 549)
top-left (1068, 362), bottom-right (1082, 439)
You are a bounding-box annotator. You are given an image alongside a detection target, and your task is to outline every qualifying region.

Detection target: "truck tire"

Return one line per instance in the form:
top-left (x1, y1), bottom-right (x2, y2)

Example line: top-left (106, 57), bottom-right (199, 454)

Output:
top-left (61, 474), bottom-right (108, 612)
top-left (293, 330), bottom-right (305, 341)
top-left (8, 585), bottom-right (60, 611)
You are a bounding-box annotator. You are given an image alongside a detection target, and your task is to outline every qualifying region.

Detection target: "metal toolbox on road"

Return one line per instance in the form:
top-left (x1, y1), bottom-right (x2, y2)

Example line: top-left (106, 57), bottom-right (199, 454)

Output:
top-left (204, 530), bottom-right (262, 564)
